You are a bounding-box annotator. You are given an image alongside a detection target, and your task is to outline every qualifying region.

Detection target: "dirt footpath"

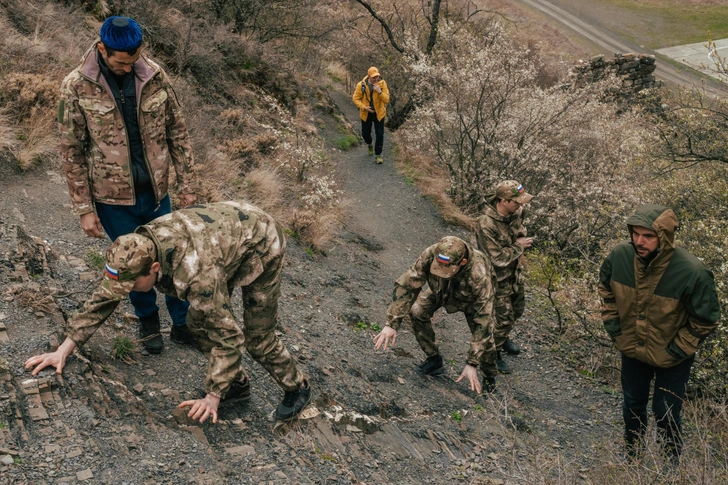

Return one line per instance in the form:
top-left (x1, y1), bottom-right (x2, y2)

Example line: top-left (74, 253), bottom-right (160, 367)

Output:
top-left (0, 88), bottom-right (622, 484)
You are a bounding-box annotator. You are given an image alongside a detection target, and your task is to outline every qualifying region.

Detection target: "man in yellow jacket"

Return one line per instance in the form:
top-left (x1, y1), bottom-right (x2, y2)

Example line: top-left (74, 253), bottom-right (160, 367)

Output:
top-left (352, 67), bottom-right (390, 164)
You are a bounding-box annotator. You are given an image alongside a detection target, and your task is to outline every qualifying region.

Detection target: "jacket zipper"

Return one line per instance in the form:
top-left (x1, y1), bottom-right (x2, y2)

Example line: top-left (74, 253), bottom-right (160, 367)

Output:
top-left (136, 72), bottom-right (160, 209)
top-left (79, 61), bottom-right (160, 209)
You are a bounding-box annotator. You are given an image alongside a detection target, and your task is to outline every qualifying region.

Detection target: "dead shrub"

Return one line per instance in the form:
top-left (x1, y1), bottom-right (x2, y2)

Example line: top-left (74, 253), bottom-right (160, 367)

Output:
top-left (222, 138), bottom-right (258, 165)
top-left (11, 113), bottom-right (57, 170)
top-left (240, 167), bottom-right (282, 213)
top-left (218, 108), bottom-right (248, 128)
top-left (0, 73), bottom-right (58, 123)
top-left (254, 133), bottom-right (278, 155)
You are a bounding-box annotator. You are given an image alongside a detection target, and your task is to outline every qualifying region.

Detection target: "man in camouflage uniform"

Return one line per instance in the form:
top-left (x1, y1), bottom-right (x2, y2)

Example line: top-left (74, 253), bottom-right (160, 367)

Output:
top-left (59, 16), bottom-right (198, 353)
top-left (374, 237), bottom-right (498, 394)
top-left (475, 180), bottom-right (534, 374)
top-left (26, 201), bottom-right (311, 423)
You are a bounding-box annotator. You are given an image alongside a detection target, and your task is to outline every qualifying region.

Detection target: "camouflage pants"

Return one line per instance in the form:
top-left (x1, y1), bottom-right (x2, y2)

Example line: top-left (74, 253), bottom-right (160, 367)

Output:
top-left (494, 277), bottom-right (525, 350)
top-left (410, 288), bottom-right (497, 377)
top-left (188, 226), bottom-right (304, 397)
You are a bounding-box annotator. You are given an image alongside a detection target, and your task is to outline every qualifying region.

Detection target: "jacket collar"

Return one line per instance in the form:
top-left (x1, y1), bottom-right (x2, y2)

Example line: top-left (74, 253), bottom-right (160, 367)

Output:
top-left (484, 202), bottom-right (519, 223)
top-left (78, 41), bottom-right (158, 85)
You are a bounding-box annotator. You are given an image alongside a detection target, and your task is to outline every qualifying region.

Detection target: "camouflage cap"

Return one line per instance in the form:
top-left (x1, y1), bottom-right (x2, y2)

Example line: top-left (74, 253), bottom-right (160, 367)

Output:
top-left (102, 234), bottom-right (157, 298)
top-left (496, 180), bottom-right (533, 204)
top-left (430, 236), bottom-right (467, 279)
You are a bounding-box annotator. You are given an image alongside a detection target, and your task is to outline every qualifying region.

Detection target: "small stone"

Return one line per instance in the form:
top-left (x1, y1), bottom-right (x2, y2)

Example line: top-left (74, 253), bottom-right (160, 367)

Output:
top-left (145, 369), bottom-right (156, 376)
top-left (397, 377), bottom-right (405, 385)
top-left (1, 455), bottom-right (14, 465)
top-left (66, 449), bottom-right (83, 458)
top-left (346, 425), bottom-right (362, 433)
top-left (44, 444), bottom-right (61, 453)
top-left (77, 468), bottom-right (93, 480)
top-left (133, 384), bottom-right (144, 394)
top-left (78, 272), bottom-right (97, 281)
top-left (226, 445), bottom-right (255, 456)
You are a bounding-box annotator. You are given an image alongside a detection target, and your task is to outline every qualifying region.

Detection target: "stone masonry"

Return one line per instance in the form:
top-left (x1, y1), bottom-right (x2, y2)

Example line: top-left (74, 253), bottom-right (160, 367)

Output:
top-left (571, 53), bottom-right (658, 96)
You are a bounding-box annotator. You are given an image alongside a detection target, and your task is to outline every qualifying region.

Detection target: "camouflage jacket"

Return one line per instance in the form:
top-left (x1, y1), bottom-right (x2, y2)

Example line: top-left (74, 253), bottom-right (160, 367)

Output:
top-left (386, 241), bottom-right (496, 364)
top-left (66, 201), bottom-right (284, 396)
top-left (475, 204), bottom-right (527, 284)
top-left (59, 43), bottom-right (197, 215)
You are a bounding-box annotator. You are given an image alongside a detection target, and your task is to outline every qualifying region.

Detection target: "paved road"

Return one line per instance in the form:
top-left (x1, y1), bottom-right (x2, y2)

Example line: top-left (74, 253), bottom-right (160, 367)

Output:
top-left (514, 0), bottom-right (728, 98)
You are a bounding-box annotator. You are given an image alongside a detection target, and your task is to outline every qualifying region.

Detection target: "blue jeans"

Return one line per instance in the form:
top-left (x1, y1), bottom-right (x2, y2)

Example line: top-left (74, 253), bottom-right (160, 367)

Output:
top-left (621, 353), bottom-right (694, 456)
top-left (95, 191), bottom-right (189, 326)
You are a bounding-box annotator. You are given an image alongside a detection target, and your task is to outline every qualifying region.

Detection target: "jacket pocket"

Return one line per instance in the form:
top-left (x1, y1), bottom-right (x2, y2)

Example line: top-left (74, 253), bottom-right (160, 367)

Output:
top-left (79, 98), bottom-right (117, 141)
top-left (141, 89), bottom-right (168, 140)
top-left (141, 89), bottom-right (168, 114)
top-left (603, 317), bottom-right (622, 338)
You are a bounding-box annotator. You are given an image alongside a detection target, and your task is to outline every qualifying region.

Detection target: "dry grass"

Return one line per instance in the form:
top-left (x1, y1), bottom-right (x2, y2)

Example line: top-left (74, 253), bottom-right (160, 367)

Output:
top-left (393, 133), bottom-right (477, 230)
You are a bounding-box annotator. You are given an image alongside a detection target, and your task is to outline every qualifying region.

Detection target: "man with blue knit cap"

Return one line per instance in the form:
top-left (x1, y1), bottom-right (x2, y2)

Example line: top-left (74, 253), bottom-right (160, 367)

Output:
top-left (58, 16), bottom-right (199, 354)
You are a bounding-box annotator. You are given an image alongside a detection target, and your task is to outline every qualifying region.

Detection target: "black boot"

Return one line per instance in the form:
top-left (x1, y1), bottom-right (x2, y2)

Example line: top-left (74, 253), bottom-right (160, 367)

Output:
top-left (170, 324), bottom-right (201, 350)
top-left (138, 312), bottom-right (164, 354)
top-left (502, 338), bottom-right (521, 355)
top-left (220, 378), bottom-right (251, 406)
top-left (496, 351), bottom-right (511, 374)
top-left (417, 354), bottom-right (445, 376)
top-left (276, 379), bottom-right (312, 421)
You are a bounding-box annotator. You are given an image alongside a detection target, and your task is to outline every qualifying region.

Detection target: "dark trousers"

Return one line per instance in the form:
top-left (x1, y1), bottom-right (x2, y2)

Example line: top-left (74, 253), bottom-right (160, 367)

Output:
top-left (621, 353), bottom-right (694, 456)
top-left (361, 112), bottom-right (385, 155)
top-left (95, 191), bottom-right (189, 326)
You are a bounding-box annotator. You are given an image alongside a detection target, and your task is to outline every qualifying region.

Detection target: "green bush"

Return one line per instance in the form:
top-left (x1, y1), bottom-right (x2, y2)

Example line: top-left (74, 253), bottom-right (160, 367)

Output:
top-left (336, 135), bottom-right (359, 151)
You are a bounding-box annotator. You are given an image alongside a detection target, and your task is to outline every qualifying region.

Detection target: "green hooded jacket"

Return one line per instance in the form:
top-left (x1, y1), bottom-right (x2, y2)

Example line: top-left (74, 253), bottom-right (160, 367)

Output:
top-left (598, 204), bottom-right (720, 368)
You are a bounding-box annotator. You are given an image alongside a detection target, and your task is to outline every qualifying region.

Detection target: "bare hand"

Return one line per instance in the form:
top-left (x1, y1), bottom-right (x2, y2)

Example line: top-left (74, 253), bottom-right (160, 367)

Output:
top-left (365, 106), bottom-right (375, 113)
top-left (179, 193), bottom-right (197, 209)
top-left (80, 212), bottom-right (104, 238)
top-left (373, 84), bottom-right (382, 94)
top-left (178, 394), bottom-right (220, 424)
top-left (25, 338), bottom-right (77, 376)
top-left (517, 237), bottom-right (533, 249)
top-left (373, 326), bottom-right (397, 351)
top-left (455, 365), bottom-right (482, 394)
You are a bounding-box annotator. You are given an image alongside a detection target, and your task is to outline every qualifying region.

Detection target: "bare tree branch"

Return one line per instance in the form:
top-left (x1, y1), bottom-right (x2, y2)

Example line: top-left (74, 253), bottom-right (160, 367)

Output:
top-left (353, 0), bottom-right (405, 53)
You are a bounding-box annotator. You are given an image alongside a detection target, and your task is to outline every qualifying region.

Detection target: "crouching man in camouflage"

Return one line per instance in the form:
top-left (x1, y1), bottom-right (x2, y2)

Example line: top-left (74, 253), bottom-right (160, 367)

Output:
top-left (373, 237), bottom-right (498, 394)
top-left (25, 201), bottom-right (311, 423)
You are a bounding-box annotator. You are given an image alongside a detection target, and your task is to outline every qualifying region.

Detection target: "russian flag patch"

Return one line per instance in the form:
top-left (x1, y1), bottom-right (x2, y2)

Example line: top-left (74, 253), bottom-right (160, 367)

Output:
top-left (437, 254), bottom-right (451, 265)
top-left (105, 264), bottom-right (119, 280)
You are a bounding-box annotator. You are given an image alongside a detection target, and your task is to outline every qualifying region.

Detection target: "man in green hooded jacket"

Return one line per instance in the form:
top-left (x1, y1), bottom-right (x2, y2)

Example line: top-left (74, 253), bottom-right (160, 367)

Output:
top-left (599, 204), bottom-right (720, 459)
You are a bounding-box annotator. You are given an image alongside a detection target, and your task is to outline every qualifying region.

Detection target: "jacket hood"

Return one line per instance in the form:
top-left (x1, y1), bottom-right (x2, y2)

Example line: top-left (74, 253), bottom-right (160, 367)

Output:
top-left (626, 204), bottom-right (678, 253)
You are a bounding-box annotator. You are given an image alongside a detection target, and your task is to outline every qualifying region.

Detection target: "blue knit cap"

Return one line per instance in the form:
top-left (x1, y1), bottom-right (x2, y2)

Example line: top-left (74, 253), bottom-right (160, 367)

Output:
top-left (100, 16), bottom-right (143, 51)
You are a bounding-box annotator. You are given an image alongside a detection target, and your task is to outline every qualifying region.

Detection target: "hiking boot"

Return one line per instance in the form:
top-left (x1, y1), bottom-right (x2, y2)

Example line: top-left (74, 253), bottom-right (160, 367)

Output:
top-left (170, 324), bottom-right (201, 350)
top-left (276, 379), bottom-right (312, 421)
top-left (496, 351), bottom-right (511, 374)
top-left (367, 144), bottom-right (374, 156)
top-left (220, 378), bottom-right (251, 406)
top-left (482, 375), bottom-right (497, 394)
top-left (375, 155), bottom-right (383, 164)
top-left (417, 354), bottom-right (445, 376)
top-left (502, 338), bottom-right (521, 355)
top-left (138, 312), bottom-right (163, 354)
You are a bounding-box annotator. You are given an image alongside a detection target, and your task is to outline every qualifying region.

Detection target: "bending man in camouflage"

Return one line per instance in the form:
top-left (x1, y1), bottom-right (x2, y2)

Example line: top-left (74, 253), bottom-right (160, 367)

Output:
top-left (25, 201), bottom-right (311, 423)
top-left (475, 180), bottom-right (533, 374)
top-left (374, 237), bottom-right (498, 394)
